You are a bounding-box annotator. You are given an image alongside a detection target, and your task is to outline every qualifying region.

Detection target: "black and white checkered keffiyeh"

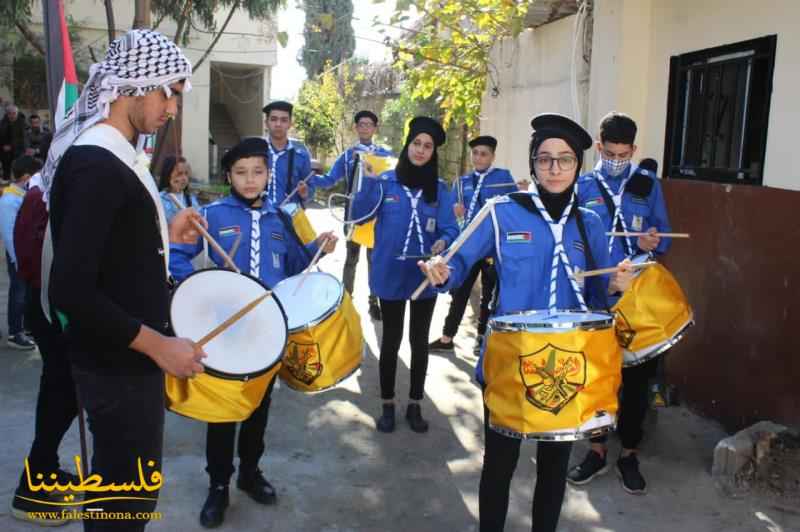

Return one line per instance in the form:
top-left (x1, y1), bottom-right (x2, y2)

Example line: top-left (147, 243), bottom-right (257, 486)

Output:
top-left (41, 29), bottom-right (193, 204)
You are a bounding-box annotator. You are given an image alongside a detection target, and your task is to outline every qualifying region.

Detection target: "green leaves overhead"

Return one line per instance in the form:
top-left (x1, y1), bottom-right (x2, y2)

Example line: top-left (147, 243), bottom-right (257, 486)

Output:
top-left (300, 0), bottom-right (356, 78)
top-left (392, 0), bottom-right (528, 129)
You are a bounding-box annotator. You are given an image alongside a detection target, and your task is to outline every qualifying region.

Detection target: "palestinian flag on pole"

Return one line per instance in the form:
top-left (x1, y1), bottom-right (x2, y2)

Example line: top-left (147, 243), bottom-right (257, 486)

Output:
top-left (42, 0), bottom-right (79, 128)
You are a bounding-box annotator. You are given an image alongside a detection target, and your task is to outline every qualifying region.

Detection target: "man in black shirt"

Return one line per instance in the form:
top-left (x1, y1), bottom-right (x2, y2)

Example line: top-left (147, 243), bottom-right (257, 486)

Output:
top-left (29, 30), bottom-right (205, 532)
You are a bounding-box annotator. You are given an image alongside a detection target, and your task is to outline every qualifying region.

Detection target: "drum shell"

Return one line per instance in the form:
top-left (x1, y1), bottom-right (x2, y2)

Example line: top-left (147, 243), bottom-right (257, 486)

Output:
top-left (165, 363), bottom-right (280, 423)
top-left (279, 291), bottom-right (364, 392)
top-left (613, 262), bottom-right (694, 367)
top-left (351, 219), bottom-right (375, 248)
top-left (283, 203), bottom-right (317, 245)
top-left (483, 318), bottom-right (621, 440)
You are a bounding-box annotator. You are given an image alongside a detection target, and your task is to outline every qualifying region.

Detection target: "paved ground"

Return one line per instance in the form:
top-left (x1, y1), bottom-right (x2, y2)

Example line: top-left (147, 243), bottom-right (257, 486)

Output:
top-left (0, 205), bottom-right (798, 531)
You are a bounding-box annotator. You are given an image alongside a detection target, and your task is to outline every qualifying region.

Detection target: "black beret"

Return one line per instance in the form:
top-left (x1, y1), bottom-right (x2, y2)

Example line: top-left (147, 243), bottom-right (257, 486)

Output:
top-left (262, 100), bottom-right (293, 115)
top-left (221, 137), bottom-right (269, 172)
top-left (468, 135), bottom-right (498, 150)
top-left (354, 110), bottom-right (379, 125)
top-left (407, 116), bottom-right (446, 147)
top-left (530, 113), bottom-right (593, 152)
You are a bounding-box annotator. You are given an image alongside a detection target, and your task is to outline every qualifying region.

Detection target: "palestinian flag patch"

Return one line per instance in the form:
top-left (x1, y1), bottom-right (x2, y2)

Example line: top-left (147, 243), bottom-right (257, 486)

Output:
top-left (219, 226), bottom-right (240, 238)
top-left (585, 197), bottom-right (604, 208)
top-left (506, 231), bottom-right (532, 243)
top-left (384, 194), bottom-right (400, 204)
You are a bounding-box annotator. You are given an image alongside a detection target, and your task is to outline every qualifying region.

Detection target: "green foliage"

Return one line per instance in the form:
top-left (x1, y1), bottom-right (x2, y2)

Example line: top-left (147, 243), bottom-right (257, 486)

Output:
top-left (293, 66), bottom-right (347, 158)
top-left (390, 0), bottom-right (528, 129)
top-left (300, 0), bottom-right (356, 78)
top-left (151, 0), bottom-right (284, 44)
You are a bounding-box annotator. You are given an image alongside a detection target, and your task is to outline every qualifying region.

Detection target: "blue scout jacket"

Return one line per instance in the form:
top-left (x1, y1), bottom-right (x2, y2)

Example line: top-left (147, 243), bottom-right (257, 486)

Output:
top-left (169, 194), bottom-right (319, 288)
top-left (577, 163), bottom-right (671, 265)
top-left (455, 167), bottom-right (517, 223)
top-left (313, 143), bottom-right (394, 192)
top-left (350, 169), bottom-right (459, 300)
top-left (436, 194), bottom-right (612, 383)
top-left (264, 138), bottom-right (316, 206)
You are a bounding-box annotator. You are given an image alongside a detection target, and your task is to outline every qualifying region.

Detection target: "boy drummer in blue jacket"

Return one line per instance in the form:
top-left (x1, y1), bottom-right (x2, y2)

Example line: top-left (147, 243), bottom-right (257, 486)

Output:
top-left (428, 135), bottom-right (517, 354)
top-left (170, 137), bottom-right (336, 529)
top-left (569, 112), bottom-right (672, 495)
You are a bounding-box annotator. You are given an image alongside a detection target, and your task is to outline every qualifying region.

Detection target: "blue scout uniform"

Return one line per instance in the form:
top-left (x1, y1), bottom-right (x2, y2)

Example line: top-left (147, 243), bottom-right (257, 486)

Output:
top-left (263, 138), bottom-right (316, 206)
top-left (169, 194), bottom-right (319, 285)
top-left (436, 194), bottom-right (612, 383)
top-left (577, 161), bottom-right (671, 266)
top-left (455, 167), bottom-right (517, 224)
top-left (350, 170), bottom-right (459, 300)
top-left (313, 143), bottom-right (394, 192)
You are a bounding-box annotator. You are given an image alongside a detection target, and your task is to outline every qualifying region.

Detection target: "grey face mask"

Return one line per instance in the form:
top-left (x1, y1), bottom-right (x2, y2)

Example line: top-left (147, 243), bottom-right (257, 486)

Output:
top-left (601, 157), bottom-right (631, 177)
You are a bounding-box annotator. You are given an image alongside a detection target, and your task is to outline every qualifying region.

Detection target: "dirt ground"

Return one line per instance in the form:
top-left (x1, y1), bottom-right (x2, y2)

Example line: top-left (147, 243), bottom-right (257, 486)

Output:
top-left (1, 205), bottom-right (798, 531)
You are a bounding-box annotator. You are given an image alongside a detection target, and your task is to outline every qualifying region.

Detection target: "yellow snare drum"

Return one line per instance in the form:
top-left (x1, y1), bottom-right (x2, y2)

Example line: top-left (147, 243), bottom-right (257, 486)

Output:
top-left (273, 272), bottom-right (363, 392)
top-left (281, 202), bottom-right (317, 245)
top-left (350, 153), bottom-right (397, 249)
top-left (483, 310), bottom-right (621, 441)
top-left (613, 255), bottom-right (694, 367)
top-left (166, 269), bottom-right (287, 422)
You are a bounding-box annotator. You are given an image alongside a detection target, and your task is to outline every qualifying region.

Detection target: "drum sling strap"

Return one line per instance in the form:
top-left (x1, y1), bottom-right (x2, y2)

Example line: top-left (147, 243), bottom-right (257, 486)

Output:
top-left (285, 148), bottom-right (295, 199)
top-left (345, 152), bottom-right (360, 222)
top-left (574, 207), bottom-right (612, 312)
top-left (276, 208), bottom-right (314, 262)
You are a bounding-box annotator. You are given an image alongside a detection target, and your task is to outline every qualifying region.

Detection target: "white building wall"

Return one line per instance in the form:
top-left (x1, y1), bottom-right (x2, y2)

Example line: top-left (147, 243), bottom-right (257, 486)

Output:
top-left (480, 15), bottom-right (588, 182)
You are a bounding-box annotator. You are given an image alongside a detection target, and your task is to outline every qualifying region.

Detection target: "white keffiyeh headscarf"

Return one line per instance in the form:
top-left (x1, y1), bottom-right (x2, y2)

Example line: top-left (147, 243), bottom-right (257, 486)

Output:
top-left (40, 29), bottom-right (193, 204)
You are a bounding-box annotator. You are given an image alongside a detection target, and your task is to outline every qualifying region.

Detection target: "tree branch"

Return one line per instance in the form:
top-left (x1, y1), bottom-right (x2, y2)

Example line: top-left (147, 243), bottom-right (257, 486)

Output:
top-left (15, 20), bottom-right (45, 56)
top-left (192, 2), bottom-right (238, 71)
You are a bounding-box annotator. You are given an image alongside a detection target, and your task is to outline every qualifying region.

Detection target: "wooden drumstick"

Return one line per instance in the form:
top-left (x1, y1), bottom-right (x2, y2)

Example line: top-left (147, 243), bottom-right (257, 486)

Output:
top-left (573, 261), bottom-right (657, 279)
top-left (279, 170), bottom-right (317, 207)
top-left (292, 236), bottom-right (330, 295)
top-left (197, 291), bottom-right (270, 347)
top-left (411, 203), bottom-right (493, 300)
top-left (606, 231), bottom-right (690, 238)
top-left (168, 193), bottom-right (240, 273)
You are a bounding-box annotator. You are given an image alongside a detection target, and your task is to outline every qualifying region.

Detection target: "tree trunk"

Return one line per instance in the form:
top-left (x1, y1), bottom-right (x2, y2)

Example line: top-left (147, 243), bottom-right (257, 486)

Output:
top-left (173, 0), bottom-right (194, 44)
top-left (15, 21), bottom-right (45, 55)
top-left (104, 0), bottom-right (116, 44)
top-left (133, 0), bottom-right (151, 29)
top-left (458, 123), bottom-right (469, 176)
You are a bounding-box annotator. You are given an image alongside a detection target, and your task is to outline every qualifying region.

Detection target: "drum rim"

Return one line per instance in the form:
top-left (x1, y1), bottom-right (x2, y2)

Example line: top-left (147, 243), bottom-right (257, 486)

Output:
top-left (622, 315), bottom-right (695, 367)
top-left (280, 345), bottom-right (364, 393)
top-left (273, 271), bottom-right (344, 332)
top-left (169, 268), bottom-right (288, 381)
top-left (488, 309), bottom-right (614, 332)
top-left (488, 422), bottom-right (614, 442)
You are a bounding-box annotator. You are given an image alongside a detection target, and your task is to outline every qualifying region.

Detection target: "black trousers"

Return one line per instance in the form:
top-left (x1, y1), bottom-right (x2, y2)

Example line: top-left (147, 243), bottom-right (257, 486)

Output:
top-left (71, 367), bottom-right (165, 532)
top-left (591, 355), bottom-right (659, 450)
top-left (480, 402), bottom-right (572, 532)
top-left (206, 375), bottom-right (277, 485)
top-left (17, 287), bottom-right (77, 485)
top-left (378, 297), bottom-right (437, 400)
top-left (342, 240), bottom-right (377, 305)
top-left (442, 259), bottom-right (496, 338)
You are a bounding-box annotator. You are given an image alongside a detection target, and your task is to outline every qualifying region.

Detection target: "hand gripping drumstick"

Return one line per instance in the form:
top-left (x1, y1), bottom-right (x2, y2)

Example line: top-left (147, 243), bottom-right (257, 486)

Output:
top-left (292, 236), bottom-right (330, 296)
top-left (197, 291), bottom-right (270, 347)
top-left (411, 204), bottom-right (493, 301)
top-left (573, 261), bottom-right (657, 280)
top-left (279, 170), bottom-right (317, 208)
top-left (168, 194), bottom-right (240, 273)
top-left (606, 231), bottom-right (690, 238)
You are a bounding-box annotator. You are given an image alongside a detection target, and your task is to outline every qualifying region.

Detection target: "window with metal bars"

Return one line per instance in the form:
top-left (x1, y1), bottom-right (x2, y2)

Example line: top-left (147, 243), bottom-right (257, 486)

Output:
top-left (663, 35), bottom-right (776, 185)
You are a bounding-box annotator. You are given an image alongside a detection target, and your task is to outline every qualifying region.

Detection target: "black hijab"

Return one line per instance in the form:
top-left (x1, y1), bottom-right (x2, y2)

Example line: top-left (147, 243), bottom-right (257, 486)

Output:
top-left (396, 116), bottom-right (446, 204)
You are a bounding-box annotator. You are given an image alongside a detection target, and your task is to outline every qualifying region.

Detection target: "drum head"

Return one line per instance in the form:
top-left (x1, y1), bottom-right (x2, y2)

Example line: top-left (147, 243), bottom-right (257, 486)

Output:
top-left (490, 310), bottom-right (613, 332)
top-left (272, 272), bottom-right (343, 332)
top-left (170, 269), bottom-right (287, 380)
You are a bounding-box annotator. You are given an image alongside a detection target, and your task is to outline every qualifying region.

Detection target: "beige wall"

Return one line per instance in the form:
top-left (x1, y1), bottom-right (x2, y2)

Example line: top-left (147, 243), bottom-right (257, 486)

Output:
top-left (589, 0), bottom-right (800, 190)
top-left (480, 14), bottom-right (589, 183)
top-left (485, 0), bottom-right (800, 191)
top-left (28, 1), bottom-right (277, 181)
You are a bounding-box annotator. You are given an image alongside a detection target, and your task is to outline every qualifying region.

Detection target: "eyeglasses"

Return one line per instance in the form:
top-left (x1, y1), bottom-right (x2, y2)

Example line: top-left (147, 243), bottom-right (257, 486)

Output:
top-left (532, 155), bottom-right (578, 172)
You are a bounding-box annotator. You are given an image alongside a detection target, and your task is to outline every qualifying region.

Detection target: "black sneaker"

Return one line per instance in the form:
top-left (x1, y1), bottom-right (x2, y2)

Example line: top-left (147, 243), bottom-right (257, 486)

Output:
top-left (567, 450), bottom-right (609, 485)
top-left (616, 454), bottom-right (647, 495)
top-left (236, 469), bottom-right (277, 505)
top-left (405, 403), bottom-right (429, 433)
top-left (7, 332), bottom-right (36, 350)
top-left (376, 403), bottom-right (396, 433)
top-left (368, 303), bottom-right (382, 321)
top-left (10, 481), bottom-right (69, 526)
top-left (428, 338), bottom-right (455, 352)
top-left (200, 484), bottom-right (229, 528)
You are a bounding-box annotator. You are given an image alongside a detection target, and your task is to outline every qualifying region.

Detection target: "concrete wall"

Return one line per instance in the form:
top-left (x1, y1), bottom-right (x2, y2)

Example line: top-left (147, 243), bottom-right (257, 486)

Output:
top-left (480, 14), bottom-right (588, 182)
top-left (27, 1), bottom-right (277, 181)
top-left (589, 0), bottom-right (800, 190)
